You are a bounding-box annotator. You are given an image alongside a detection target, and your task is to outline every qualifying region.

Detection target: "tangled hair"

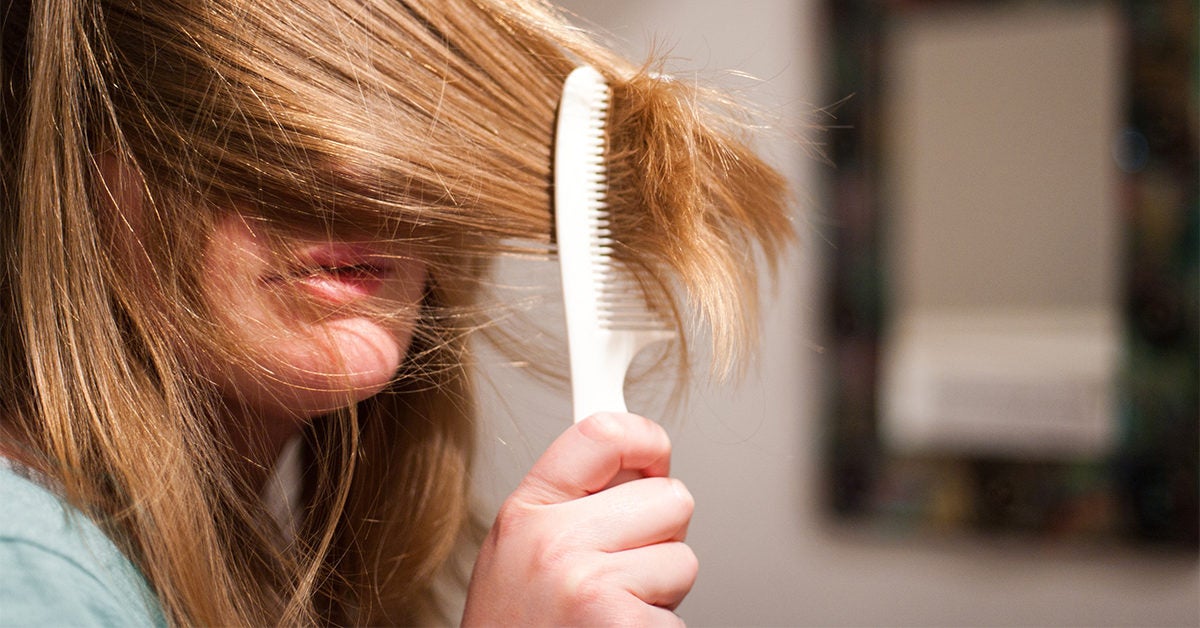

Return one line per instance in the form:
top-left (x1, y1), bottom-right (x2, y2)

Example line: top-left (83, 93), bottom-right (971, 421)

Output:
top-left (1, 0), bottom-right (792, 624)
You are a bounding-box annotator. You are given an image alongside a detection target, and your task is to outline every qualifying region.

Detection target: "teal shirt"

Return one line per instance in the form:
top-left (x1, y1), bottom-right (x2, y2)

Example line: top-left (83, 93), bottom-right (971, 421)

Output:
top-left (0, 461), bottom-right (166, 626)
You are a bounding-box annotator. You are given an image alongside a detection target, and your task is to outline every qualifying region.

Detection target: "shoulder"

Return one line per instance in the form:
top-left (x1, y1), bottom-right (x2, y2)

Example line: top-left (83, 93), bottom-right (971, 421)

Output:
top-left (0, 462), bottom-right (166, 627)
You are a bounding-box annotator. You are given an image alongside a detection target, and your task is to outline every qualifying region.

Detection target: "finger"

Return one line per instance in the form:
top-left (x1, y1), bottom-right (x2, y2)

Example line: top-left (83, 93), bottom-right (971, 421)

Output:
top-left (631, 600), bottom-right (687, 627)
top-left (611, 542), bottom-right (699, 611)
top-left (559, 477), bottom-right (693, 551)
top-left (603, 468), bottom-right (646, 490)
top-left (518, 413), bottom-right (671, 505)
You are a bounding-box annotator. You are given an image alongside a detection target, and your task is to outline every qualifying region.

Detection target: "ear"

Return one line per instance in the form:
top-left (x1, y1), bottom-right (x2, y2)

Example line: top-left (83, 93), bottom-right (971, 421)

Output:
top-left (95, 150), bottom-right (146, 236)
top-left (94, 150), bottom-right (160, 278)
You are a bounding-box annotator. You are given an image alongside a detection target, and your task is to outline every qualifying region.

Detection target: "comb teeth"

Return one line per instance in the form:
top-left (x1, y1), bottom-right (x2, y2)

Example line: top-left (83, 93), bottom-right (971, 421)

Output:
top-left (556, 66), bottom-right (675, 423)
top-left (587, 213), bottom-right (671, 332)
top-left (594, 273), bottom-right (672, 330)
top-left (566, 84), bottom-right (668, 334)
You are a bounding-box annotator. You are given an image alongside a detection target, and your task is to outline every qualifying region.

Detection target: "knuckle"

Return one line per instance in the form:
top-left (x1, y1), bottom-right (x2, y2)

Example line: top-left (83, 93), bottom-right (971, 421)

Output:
top-left (670, 478), bottom-right (694, 511)
top-left (559, 567), bottom-right (626, 623)
top-left (493, 497), bottom-right (532, 533)
top-left (631, 413), bottom-right (670, 443)
top-left (646, 419), bottom-right (672, 457)
top-left (645, 414), bottom-right (669, 439)
top-left (679, 543), bottom-right (700, 583)
top-left (605, 608), bottom-right (648, 628)
top-left (660, 478), bottom-right (694, 522)
top-left (578, 412), bottom-right (625, 442)
top-left (561, 562), bottom-right (607, 604)
top-left (527, 524), bottom-right (578, 572)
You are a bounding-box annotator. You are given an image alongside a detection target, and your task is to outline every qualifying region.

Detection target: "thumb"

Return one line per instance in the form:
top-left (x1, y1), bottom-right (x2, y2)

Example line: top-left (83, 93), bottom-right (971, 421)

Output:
top-left (515, 413), bottom-right (672, 506)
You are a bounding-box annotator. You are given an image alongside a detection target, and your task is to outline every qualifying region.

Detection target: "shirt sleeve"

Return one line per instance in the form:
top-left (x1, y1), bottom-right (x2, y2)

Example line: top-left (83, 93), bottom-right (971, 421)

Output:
top-left (0, 463), bottom-right (165, 627)
top-left (0, 535), bottom-right (157, 627)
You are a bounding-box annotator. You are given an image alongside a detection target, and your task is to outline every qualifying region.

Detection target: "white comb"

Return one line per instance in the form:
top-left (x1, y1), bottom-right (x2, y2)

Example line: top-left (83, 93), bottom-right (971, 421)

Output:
top-left (555, 66), bottom-right (675, 423)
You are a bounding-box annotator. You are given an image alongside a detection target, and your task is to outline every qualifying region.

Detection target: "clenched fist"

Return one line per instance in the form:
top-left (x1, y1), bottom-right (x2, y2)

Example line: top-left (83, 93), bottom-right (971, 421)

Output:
top-left (463, 413), bottom-right (697, 626)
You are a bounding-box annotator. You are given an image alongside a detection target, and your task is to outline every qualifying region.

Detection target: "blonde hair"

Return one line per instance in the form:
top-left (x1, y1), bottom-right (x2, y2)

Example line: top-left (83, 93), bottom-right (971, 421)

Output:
top-left (1, 0), bottom-right (792, 624)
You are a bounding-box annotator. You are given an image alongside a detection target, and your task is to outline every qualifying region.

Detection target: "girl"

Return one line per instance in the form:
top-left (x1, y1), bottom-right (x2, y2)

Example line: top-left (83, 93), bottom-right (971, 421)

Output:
top-left (0, 0), bottom-right (791, 624)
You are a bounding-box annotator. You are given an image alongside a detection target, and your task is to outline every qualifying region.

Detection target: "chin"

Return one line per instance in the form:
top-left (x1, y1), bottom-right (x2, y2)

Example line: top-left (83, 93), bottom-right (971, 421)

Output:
top-left (245, 315), bottom-right (410, 420)
top-left (289, 315), bottom-right (409, 416)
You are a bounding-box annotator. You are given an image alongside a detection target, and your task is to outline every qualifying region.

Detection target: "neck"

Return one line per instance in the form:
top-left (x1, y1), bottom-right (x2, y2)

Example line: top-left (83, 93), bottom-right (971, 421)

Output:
top-left (222, 405), bottom-right (308, 492)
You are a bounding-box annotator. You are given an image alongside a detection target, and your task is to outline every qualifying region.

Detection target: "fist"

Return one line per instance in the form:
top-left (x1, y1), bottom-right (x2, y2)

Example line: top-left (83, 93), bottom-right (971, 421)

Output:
top-left (463, 413), bottom-right (697, 626)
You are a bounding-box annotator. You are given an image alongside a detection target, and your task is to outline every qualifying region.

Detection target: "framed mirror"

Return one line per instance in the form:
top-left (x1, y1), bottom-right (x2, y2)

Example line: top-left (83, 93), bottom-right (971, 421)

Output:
top-left (823, 0), bottom-right (1197, 547)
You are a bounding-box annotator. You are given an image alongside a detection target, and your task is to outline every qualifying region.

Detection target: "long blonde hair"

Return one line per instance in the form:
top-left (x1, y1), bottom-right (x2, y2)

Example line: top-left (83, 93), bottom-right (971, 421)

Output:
top-left (0, 0), bottom-right (792, 624)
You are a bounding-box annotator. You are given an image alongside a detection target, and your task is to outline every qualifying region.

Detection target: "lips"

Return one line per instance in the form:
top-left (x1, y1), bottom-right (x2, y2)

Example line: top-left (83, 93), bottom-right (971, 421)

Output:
top-left (267, 243), bottom-right (394, 305)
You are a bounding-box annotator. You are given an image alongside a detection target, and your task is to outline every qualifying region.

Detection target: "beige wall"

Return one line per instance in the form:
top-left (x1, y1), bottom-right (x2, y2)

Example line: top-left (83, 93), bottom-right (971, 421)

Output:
top-left (472, 1), bottom-right (1200, 625)
top-left (885, 4), bottom-right (1122, 313)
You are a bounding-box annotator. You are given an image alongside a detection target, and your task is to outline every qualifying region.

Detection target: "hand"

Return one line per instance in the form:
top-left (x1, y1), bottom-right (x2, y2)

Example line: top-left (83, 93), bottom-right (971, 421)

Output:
top-left (462, 412), bottom-right (697, 626)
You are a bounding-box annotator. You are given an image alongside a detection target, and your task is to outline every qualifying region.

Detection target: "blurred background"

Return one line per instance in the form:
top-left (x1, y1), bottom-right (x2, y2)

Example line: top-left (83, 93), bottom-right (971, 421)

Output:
top-left (472, 1), bottom-right (1199, 625)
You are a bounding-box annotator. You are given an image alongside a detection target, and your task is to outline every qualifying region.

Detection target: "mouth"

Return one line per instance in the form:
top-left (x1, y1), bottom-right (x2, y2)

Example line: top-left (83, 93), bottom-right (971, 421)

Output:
top-left (266, 244), bottom-right (395, 305)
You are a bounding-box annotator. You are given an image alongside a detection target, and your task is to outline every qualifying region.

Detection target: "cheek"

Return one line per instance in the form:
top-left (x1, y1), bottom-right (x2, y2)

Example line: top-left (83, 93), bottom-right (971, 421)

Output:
top-left (269, 258), bottom-right (426, 405)
top-left (199, 216), bottom-right (426, 419)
